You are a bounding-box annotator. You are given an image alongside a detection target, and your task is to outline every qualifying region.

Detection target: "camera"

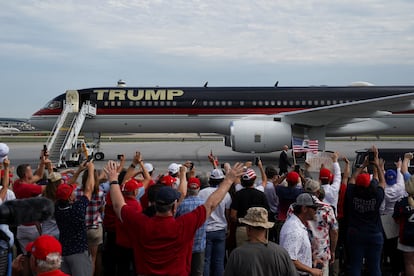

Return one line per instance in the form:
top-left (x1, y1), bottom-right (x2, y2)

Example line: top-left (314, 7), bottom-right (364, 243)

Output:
top-left (117, 154), bottom-right (123, 160)
top-left (254, 156), bottom-right (260, 166)
top-left (43, 144), bottom-right (48, 156)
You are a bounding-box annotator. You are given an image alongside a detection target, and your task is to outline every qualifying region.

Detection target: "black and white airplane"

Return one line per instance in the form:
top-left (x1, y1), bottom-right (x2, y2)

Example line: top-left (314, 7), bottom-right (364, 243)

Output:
top-left (29, 82), bottom-right (414, 153)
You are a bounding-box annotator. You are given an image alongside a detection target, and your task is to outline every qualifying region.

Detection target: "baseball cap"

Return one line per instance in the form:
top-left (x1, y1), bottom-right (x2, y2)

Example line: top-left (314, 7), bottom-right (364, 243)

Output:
top-left (159, 175), bottom-right (175, 187)
top-left (144, 163), bottom-right (154, 173)
top-left (26, 235), bottom-right (62, 260)
top-left (56, 184), bottom-right (76, 201)
top-left (385, 169), bottom-right (397, 186)
top-left (0, 143), bottom-right (9, 163)
top-left (294, 193), bottom-right (321, 208)
top-left (356, 173), bottom-right (371, 188)
top-left (286, 171), bottom-right (300, 184)
top-left (155, 186), bottom-right (181, 205)
top-left (188, 177), bottom-right (201, 189)
top-left (319, 168), bottom-right (331, 180)
top-left (304, 179), bottom-right (320, 193)
top-left (210, 169), bottom-right (224, 180)
top-left (241, 168), bottom-right (256, 181)
top-left (123, 178), bottom-right (142, 192)
top-left (168, 163), bottom-right (180, 174)
top-left (48, 172), bottom-right (62, 183)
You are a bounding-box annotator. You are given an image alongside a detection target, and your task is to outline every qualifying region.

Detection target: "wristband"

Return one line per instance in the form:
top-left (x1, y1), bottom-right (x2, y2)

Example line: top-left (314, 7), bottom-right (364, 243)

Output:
top-left (110, 180), bottom-right (119, 185)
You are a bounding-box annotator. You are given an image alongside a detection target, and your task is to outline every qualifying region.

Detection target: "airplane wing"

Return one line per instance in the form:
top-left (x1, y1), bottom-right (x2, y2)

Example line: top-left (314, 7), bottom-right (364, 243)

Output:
top-left (278, 92), bottom-right (414, 127)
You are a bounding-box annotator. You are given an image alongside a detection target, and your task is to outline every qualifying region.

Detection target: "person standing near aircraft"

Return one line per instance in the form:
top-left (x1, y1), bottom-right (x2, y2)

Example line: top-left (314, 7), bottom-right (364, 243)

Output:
top-left (278, 145), bottom-right (291, 175)
top-left (106, 152), bottom-right (244, 276)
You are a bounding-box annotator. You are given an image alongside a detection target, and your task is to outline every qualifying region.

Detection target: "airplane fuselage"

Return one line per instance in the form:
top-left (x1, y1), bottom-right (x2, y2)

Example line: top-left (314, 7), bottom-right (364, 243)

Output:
top-left (29, 85), bottom-right (414, 153)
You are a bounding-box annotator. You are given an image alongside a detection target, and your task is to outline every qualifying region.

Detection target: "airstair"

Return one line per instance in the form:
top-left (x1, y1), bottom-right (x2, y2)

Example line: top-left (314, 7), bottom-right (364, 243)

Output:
top-left (46, 93), bottom-right (96, 167)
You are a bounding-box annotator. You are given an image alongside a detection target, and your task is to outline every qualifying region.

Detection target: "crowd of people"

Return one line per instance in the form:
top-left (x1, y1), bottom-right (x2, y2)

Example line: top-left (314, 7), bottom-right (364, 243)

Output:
top-left (0, 141), bottom-right (414, 276)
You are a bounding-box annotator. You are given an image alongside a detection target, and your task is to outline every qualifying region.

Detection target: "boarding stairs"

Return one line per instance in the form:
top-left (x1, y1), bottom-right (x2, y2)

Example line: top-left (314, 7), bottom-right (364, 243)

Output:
top-left (46, 101), bottom-right (96, 167)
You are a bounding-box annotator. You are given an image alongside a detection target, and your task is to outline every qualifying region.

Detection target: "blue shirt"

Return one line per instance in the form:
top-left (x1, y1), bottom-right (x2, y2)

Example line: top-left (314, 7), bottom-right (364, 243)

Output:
top-left (55, 196), bottom-right (89, 256)
top-left (176, 195), bottom-right (206, 253)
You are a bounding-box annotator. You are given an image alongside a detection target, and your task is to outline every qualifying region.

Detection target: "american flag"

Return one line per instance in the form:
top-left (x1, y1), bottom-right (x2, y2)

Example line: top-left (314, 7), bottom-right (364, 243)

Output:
top-left (292, 137), bottom-right (319, 153)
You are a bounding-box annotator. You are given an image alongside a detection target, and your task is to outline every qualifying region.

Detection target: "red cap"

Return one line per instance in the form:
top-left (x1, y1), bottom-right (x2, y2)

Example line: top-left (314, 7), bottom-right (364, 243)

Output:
top-left (319, 168), bottom-right (331, 180)
top-left (26, 235), bottom-right (62, 260)
top-left (356, 173), bottom-right (371, 188)
top-left (187, 177), bottom-right (201, 189)
top-left (160, 175), bottom-right (175, 187)
top-left (286, 171), bottom-right (300, 184)
top-left (56, 184), bottom-right (76, 201)
top-left (123, 178), bottom-right (142, 192)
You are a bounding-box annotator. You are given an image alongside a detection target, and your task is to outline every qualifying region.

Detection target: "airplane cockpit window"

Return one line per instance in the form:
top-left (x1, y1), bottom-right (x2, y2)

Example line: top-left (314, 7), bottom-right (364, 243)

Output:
top-left (44, 100), bottom-right (61, 109)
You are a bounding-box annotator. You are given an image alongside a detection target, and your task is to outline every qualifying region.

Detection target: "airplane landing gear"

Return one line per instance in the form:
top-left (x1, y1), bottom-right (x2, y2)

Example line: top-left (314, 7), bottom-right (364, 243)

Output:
top-left (94, 152), bottom-right (105, 161)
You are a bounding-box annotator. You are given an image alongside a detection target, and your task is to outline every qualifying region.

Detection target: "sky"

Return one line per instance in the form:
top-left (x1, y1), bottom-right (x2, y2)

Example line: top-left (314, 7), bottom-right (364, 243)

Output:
top-left (1, 0), bottom-right (414, 118)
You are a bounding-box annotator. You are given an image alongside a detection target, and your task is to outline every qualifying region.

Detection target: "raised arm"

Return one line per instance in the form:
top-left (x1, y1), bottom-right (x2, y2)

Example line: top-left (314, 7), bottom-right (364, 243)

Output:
top-left (0, 159), bottom-right (10, 202)
top-left (107, 161), bottom-right (125, 220)
top-left (204, 163), bottom-right (244, 218)
top-left (67, 161), bottom-right (87, 185)
top-left (341, 156), bottom-right (350, 184)
top-left (371, 145), bottom-right (385, 189)
top-left (257, 159), bottom-right (267, 188)
top-left (177, 165), bottom-right (188, 204)
top-left (83, 161), bottom-right (95, 200)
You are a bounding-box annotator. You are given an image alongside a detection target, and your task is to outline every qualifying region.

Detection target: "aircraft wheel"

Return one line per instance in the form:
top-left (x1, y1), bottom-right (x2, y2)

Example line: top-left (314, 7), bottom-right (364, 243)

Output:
top-left (94, 152), bottom-right (105, 161)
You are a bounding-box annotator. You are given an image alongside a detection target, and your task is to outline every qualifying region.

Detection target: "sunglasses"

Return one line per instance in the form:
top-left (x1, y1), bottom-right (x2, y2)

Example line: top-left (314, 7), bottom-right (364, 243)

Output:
top-left (308, 206), bottom-right (318, 210)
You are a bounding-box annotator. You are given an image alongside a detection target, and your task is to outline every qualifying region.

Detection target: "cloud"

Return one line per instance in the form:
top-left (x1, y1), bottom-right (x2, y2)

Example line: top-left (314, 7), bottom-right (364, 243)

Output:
top-left (1, 0), bottom-right (413, 65)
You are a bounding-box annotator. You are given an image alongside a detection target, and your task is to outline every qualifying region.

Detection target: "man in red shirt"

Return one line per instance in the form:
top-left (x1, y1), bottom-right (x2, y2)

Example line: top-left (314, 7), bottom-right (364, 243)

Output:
top-left (106, 152), bottom-right (244, 276)
top-left (13, 152), bottom-right (49, 253)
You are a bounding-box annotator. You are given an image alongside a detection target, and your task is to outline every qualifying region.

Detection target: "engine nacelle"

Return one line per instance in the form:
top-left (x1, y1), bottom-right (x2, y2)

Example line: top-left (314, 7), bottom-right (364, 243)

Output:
top-left (229, 120), bottom-right (292, 153)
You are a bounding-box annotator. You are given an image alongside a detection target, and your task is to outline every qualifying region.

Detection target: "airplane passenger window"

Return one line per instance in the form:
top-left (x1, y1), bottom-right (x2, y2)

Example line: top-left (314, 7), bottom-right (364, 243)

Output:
top-left (332, 100), bottom-right (337, 105)
top-left (258, 101), bottom-right (263, 106)
top-left (209, 101), bottom-right (214, 106)
top-left (265, 101), bottom-right (269, 106)
top-left (277, 101), bottom-right (281, 106)
top-left (111, 102), bottom-right (115, 107)
top-left (326, 100), bottom-right (331, 105)
top-left (320, 100), bottom-right (325, 105)
top-left (166, 102), bottom-right (171, 106)
top-left (117, 102), bottom-right (121, 107)
top-left (154, 102), bottom-right (159, 106)
top-left (308, 100), bottom-right (312, 105)
top-left (173, 101), bottom-right (177, 106)
top-left (221, 101), bottom-right (226, 106)
top-left (295, 100), bottom-right (300, 105)
top-left (271, 101), bottom-right (275, 105)
top-left (240, 101), bottom-right (245, 106)
top-left (104, 102), bottom-right (109, 107)
top-left (252, 101), bottom-right (257, 106)
top-left (301, 100), bottom-right (306, 105)
top-left (314, 100), bottom-right (318, 105)
top-left (215, 101), bottom-right (220, 106)
top-left (160, 102), bottom-right (165, 106)
top-left (289, 100), bottom-right (294, 106)
top-left (203, 101), bottom-right (208, 106)
top-left (228, 101), bottom-right (232, 106)
top-left (142, 102), bottom-right (146, 106)
top-left (148, 102), bottom-right (153, 106)
top-left (136, 102), bottom-right (140, 106)
top-left (129, 102), bottom-right (134, 107)
top-left (283, 101), bottom-right (287, 105)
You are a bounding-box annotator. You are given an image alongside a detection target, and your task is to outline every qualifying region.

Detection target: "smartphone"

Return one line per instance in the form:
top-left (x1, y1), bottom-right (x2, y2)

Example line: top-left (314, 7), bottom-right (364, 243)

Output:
top-left (190, 162), bottom-right (194, 170)
top-left (43, 144), bottom-right (48, 156)
top-left (368, 151), bottom-right (375, 162)
top-left (86, 155), bottom-right (94, 162)
top-left (220, 163), bottom-right (225, 169)
top-left (254, 156), bottom-right (260, 166)
top-left (117, 154), bottom-right (123, 160)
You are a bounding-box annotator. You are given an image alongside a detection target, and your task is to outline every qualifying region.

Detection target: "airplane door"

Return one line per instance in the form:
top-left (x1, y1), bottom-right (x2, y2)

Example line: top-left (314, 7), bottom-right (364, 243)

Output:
top-left (66, 90), bottom-right (79, 112)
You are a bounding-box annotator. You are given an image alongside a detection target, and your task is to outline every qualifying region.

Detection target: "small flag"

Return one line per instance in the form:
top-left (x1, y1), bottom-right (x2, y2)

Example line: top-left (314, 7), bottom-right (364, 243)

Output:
top-left (292, 137), bottom-right (319, 153)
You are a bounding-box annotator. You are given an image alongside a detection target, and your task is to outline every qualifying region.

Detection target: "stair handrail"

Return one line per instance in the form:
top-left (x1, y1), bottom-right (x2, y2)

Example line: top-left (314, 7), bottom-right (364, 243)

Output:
top-left (46, 101), bottom-right (73, 151)
top-left (56, 101), bottom-right (96, 166)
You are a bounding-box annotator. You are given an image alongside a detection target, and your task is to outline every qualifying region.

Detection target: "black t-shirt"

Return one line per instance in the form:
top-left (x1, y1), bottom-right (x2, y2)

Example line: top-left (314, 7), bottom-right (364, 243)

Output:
top-left (231, 188), bottom-right (269, 221)
top-left (345, 183), bottom-right (384, 233)
top-left (393, 197), bottom-right (414, 246)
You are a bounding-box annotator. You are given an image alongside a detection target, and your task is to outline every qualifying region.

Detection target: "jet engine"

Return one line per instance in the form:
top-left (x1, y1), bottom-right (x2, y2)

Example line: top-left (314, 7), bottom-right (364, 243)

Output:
top-left (227, 120), bottom-right (292, 153)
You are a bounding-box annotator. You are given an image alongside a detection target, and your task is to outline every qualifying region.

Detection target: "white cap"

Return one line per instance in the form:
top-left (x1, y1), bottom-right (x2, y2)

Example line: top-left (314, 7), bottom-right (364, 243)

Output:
top-left (0, 143), bottom-right (9, 163)
top-left (144, 163), bottom-right (154, 173)
top-left (168, 163), bottom-right (180, 174)
top-left (210, 169), bottom-right (224, 180)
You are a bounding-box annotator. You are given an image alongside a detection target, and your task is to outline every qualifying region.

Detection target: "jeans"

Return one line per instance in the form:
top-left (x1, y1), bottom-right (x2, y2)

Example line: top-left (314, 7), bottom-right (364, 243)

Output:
top-left (204, 229), bottom-right (226, 276)
top-left (346, 228), bottom-right (383, 276)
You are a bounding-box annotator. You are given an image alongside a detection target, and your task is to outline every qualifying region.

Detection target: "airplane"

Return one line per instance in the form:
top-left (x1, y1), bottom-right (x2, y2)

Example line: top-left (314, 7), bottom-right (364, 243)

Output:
top-left (29, 81), bottom-right (414, 157)
top-left (0, 126), bottom-right (20, 134)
